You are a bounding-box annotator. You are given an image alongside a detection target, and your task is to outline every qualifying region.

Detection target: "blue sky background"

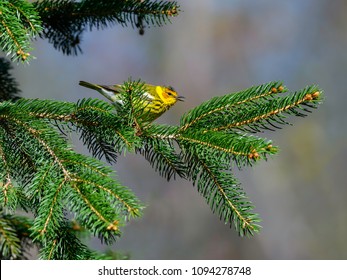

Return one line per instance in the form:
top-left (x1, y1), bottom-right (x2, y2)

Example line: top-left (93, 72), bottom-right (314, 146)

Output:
top-left (12, 0), bottom-right (347, 259)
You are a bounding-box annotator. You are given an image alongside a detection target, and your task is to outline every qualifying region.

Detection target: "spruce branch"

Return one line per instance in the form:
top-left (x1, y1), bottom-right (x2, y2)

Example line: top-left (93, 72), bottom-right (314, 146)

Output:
top-left (0, 212), bottom-right (34, 259)
top-left (0, 1), bottom-right (180, 60)
top-left (0, 0), bottom-right (42, 62)
top-left (208, 85), bottom-right (322, 133)
top-left (104, 80), bottom-right (322, 236)
top-left (136, 135), bottom-right (187, 180)
top-left (0, 98), bottom-right (143, 258)
top-left (34, 0), bottom-right (180, 55)
top-left (16, 97), bottom-right (141, 162)
top-left (180, 82), bottom-right (322, 136)
top-left (184, 154), bottom-right (261, 236)
top-left (40, 219), bottom-right (91, 260)
top-left (179, 82), bottom-right (287, 131)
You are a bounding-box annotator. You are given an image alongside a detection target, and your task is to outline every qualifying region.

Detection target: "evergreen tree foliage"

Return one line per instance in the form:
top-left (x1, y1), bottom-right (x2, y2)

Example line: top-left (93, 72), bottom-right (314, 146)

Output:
top-left (0, 0), bottom-right (180, 60)
top-left (0, 94), bottom-right (144, 259)
top-left (0, 211), bottom-right (35, 259)
top-left (0, 0), bottom-right (42, 62)
top-left (0, 73), bottom-right (323, 258)
top-left (0, 1), bottom-right (324, 259)
top-left (2, 77), bottom-right (323, 247)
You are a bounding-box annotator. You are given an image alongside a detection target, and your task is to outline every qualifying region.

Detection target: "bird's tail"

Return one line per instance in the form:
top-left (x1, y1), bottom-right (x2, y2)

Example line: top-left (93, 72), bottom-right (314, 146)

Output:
top-left (79, 81), bottom-right (122, 103)
top-left (79, 81), bottom-right (103, 91)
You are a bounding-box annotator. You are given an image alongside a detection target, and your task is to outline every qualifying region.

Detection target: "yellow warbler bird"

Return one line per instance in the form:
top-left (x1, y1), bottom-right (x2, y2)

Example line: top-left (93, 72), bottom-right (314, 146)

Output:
top-left (79, 81), bottom-right (184, 122)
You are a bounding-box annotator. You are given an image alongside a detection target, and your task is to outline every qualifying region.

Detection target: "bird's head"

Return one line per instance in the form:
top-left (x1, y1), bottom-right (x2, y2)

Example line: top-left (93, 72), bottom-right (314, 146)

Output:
top-left (156, 85), bottom-right (184, 106)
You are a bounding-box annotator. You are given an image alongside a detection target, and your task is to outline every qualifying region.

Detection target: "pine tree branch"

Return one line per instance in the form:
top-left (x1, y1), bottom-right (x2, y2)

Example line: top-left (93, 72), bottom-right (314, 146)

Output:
top-left (184, 154), bottom-right (261, 236)
top-left (0, 214), bottom-right (22, 259)
top-left (0, 212), bottom-right (34, 259)
top-left (209, 85), bottom-right (322, 133)
top-left (178, 130), bottom-right (277, 168)
top-left (180, 82), bottom-right (287, 132)
top-left (0, 1), bottom-right (180, 60)
top-left (16, 98), bottom-right (140, 162)
top-left (0, 0), bottom-right (42, 62)
top-left (34, 0), bottom-right (180, 55)
top-left (136, 136), bottom-right (187, 180)
top-left (40, 218), bottom-right (94, 260)
top-left (180, 83), bottom-right (322, 135)
top-left (0, 100), bottom-right (143, 253)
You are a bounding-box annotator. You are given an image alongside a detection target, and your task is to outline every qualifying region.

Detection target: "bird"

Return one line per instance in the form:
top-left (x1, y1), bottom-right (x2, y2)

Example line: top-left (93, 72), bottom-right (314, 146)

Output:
top-left (79, 81), bottom-right (184, 122)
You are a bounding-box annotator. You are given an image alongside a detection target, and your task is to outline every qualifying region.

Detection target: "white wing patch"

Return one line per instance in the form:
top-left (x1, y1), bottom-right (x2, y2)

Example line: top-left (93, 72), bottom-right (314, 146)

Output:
top-left (142, 91), bottom-right (155, 101)
top-left (100, 88), bottom-right (120, 103)
top-left (98, 87), bottom-right (153, 106)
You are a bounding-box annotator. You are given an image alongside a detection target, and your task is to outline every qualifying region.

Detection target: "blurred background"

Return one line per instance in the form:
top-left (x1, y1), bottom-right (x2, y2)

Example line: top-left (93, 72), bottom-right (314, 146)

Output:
top-left (13, 0), bottom-right (347, 259)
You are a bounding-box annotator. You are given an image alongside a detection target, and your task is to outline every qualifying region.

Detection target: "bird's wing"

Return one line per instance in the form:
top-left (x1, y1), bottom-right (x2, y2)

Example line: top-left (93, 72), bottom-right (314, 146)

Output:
top-left (95, 84), bottom-right (123, 103)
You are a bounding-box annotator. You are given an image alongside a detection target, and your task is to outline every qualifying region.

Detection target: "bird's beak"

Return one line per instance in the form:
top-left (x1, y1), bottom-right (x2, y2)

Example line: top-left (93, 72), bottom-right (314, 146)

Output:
top-left (177, 95), bottom-right (185, 102)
